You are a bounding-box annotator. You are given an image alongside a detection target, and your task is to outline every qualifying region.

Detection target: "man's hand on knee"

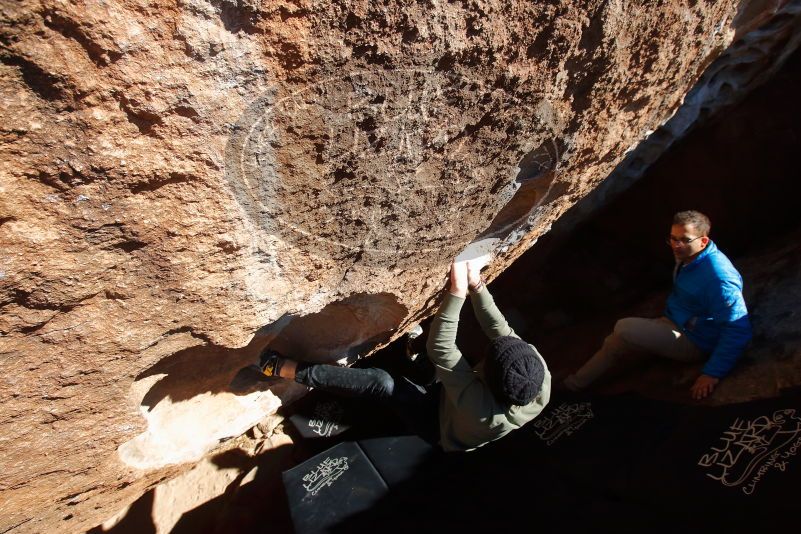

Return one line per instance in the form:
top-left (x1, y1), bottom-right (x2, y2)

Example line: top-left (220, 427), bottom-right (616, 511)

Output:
top-left (690, 374), bottom-right (719, 400)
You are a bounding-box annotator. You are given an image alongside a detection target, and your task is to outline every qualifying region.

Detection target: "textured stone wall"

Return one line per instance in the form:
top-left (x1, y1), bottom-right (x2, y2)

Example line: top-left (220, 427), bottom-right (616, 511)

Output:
top-left (552, 0), bottom-right (801, 237)
top-left (0, 1), bottom-right (798, 532)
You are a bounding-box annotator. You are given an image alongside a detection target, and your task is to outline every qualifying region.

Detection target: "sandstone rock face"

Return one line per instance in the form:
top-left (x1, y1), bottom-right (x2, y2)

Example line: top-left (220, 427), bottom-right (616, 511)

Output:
top-left (0, 1), bottom-right (798, 531)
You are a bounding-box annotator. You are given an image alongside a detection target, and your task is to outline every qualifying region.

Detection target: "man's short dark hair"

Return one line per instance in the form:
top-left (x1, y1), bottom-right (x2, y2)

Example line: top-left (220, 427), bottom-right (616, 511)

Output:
top-left (673, 210), bottom-right (711, 236)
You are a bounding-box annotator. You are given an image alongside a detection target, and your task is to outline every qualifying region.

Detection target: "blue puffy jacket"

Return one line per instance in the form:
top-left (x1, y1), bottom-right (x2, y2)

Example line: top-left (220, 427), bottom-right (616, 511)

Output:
top-left (664, 240), bottom-right (752, 378)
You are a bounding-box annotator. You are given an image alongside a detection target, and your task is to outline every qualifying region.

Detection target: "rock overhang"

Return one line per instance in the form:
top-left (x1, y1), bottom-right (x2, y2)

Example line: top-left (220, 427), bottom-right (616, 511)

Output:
top-left (1, 1), bottom-right (801, 532)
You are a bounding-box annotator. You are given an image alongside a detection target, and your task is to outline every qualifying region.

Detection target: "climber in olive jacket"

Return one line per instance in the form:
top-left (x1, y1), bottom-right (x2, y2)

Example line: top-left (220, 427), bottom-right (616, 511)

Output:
top-left (426, 260), bottom-right (551, 451)
top-left (252, 260), bottom-right (550, 452)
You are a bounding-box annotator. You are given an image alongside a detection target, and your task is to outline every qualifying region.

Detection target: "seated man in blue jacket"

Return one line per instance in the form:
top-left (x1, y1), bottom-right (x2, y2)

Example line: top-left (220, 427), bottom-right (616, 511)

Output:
top-left (564, 210), bottom-right (752, 400)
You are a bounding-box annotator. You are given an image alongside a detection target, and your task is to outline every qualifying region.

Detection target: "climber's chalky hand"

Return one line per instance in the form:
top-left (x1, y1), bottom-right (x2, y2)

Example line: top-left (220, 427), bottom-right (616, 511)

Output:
top-left (449, 261), bottom-right (469, 298)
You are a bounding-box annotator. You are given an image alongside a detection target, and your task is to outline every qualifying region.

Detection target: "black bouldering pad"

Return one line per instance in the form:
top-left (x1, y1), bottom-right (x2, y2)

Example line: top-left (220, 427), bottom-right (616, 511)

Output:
top-left (358, 435), bottom-right (440, 488)
top-left (286, 394), bottom-right (353, 440)
top-left (282, 441), bottom-right (388, 534)
top-left (511, 391), bottom-right (686, 504)
top-left (626, 388), bottom-right (801, 521)
top-left (282, 389), bottom-right (408, 462)
top-left (320, 390), bottom-right (801, 532)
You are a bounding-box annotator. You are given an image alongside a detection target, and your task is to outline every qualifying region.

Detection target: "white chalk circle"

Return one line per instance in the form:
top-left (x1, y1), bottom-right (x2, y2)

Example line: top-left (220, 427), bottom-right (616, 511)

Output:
top-left (224, 68), bottom-right (559, 267)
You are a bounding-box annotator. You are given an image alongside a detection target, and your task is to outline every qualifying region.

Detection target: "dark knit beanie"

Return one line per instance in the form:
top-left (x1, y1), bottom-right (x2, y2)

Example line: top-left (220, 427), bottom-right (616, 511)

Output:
top-left (484, 336), bottom-right (544, 406)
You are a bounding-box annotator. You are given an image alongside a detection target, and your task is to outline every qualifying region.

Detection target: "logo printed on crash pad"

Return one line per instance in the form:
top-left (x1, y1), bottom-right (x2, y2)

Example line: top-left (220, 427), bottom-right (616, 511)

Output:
top-left (302, 456), bottom-right (350, 496)
top-left (698, 409), bottom-right (801, 495)
top-left (532, 402), bottom-right (594, 445)
top-left (308, 401), bottom-right (345, 437)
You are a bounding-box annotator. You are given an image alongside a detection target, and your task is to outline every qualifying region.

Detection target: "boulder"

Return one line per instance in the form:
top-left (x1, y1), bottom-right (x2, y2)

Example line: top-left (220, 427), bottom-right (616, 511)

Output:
top-left (1, 0), bottom-right (799, 531)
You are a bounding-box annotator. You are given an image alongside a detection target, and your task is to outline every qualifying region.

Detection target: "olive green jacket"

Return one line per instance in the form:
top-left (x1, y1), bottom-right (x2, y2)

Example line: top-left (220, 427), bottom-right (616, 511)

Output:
top-left (425, 287), bottom-right (551, 452)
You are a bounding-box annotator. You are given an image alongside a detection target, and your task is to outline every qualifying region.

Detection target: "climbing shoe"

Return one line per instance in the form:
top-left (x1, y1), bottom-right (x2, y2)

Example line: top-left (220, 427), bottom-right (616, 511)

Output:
top-left (259, 348), bottom-right (285, 378)
top-left (229, 364), bottom-right (282, 393)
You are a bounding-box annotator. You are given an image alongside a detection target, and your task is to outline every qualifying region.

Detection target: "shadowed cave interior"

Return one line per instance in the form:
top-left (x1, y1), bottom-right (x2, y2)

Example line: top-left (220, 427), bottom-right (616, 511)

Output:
top-left (96, 45), bottom-right (801, 534)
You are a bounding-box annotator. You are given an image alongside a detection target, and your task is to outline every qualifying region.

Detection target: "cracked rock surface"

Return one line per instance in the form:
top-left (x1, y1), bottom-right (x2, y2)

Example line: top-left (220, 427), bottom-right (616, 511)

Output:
top-left (1, 0), bottom-right (799, 532)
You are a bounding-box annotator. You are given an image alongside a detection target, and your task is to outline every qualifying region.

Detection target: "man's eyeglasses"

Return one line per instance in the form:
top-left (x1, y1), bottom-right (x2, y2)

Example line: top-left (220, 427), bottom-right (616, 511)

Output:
top-left (666, 235), bottom-right (703, 246)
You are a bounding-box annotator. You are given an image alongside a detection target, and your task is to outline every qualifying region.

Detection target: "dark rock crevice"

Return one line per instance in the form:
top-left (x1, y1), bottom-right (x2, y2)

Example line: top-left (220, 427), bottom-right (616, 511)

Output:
top-left (484, 44), bottom-right (801, 403)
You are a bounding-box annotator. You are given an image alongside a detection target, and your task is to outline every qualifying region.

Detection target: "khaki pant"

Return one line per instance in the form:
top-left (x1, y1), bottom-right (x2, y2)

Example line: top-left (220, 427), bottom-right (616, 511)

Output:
top-left (565, 317), bottom-right (704, 391)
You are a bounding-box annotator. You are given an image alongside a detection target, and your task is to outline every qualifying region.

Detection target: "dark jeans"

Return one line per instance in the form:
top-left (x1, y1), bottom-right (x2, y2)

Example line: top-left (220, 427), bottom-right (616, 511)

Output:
top-left (295, 363), bottom-right (441, 445)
